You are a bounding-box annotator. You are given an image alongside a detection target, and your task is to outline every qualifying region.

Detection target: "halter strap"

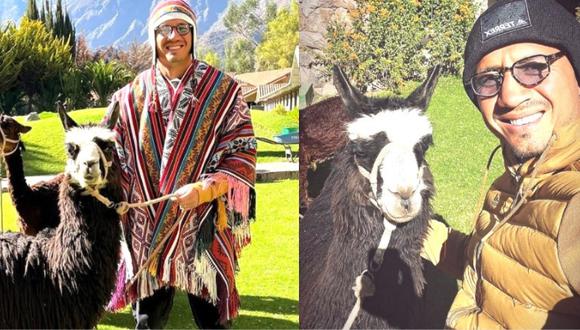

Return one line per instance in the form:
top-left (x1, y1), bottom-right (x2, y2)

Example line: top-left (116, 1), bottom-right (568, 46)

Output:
top-left (0, 125), bottom-right (21, 156)
top-left (356, 143), bottom-right (423, 220)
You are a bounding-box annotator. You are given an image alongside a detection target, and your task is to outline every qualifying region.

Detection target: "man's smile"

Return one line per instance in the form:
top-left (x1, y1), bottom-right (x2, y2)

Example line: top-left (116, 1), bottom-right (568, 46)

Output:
top-left (496, 110), bottom-right (545, 127)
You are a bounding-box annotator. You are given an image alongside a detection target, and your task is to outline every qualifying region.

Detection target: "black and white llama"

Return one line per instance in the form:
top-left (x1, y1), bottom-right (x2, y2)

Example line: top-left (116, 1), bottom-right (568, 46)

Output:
top-left (300, 66), bottom-right (448, 329)
top-left (0, 104), bottom-right (122, 328)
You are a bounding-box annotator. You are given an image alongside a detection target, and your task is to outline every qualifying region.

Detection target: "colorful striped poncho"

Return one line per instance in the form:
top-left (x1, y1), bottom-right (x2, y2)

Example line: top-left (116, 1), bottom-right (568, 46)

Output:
top-left (105, 60), bottom-right (256, 322)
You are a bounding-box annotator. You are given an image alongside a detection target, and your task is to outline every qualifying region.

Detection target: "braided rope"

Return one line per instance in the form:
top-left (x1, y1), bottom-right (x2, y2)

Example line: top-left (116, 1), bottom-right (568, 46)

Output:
top-left (84, 186), bottom-right (177, 215)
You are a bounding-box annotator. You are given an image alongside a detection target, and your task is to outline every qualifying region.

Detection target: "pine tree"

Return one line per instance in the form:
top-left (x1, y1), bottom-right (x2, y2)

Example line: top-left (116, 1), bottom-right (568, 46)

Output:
top-left (40, 0), bottom-right (46, 23)
top-left (26, 0), bottom-right (40, 21)
top-left (65, 12), bottom-right (76, 58)
top-left (55, 0), bottom-right (64, 37)
top-left (44, 0), bottom-right (53, 31)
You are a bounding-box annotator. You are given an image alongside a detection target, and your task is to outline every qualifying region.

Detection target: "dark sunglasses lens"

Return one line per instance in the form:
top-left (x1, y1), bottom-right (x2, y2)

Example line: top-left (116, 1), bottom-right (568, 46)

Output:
top-left (513, 57), bottom-right (549, 86)
top-left (176, 24), bottom-right (190, 35)
top-left (473, 73), bottom-right (501, 96)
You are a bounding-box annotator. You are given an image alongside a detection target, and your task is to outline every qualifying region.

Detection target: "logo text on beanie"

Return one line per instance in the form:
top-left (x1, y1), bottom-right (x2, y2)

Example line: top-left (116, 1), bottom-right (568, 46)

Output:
top-left (480, 0), bottom-right (531, 42)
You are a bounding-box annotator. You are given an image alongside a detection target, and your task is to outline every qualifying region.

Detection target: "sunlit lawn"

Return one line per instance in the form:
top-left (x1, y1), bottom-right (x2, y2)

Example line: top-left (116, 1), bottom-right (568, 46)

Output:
top-left (9, 107), bottom-right (298, 176)
top-left (1, 179), bottom-right (299, 329)
top-left (0, 105), bottom-right (299, 328)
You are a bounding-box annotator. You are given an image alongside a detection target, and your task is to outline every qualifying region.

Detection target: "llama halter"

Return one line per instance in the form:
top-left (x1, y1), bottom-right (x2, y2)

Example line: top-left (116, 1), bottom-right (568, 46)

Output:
top-left (0, 124), bottom-right (22, 156)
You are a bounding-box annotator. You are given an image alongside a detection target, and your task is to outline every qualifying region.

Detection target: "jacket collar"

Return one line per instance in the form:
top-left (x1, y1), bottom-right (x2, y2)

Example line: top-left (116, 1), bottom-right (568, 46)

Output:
top-left (503, 121), bottom-right (580, 179)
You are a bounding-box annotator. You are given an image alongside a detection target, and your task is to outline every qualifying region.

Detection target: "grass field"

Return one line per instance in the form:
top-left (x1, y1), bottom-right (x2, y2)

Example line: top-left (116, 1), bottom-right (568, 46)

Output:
top-left (0, 106), bottom-right (299, 328)
top-left (1, 180), bottom-right (298, 329)
top-left (423, 76), bottom-right (504, 233)
top-left (8, 107), bottom-right (298, 176)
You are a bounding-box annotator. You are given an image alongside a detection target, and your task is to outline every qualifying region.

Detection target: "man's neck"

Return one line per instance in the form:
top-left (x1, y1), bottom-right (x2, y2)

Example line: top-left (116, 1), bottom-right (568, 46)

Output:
top-left (157, 59), bottom-right (193, 80)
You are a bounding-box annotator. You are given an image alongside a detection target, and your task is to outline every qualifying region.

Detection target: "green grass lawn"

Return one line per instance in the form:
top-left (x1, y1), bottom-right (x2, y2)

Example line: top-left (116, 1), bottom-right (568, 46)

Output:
top-left (1, 179), bottom-right (298, 329)
top-left (424, 76), bottom-right (504, 233)
top-left (0, 106), bottom-right (299, 328)
top-left (252, 109), bottom-right (299, 163)
top-left (9, 107), bottom-right (298, 176)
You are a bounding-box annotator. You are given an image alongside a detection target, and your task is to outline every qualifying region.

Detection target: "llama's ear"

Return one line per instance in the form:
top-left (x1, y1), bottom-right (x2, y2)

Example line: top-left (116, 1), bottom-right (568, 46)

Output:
top-left (19, 124), bottom-right (32, 134)
top-left (105, 101), bottom-right (120, 130)
top-left (57, 101), bottom-right (78, 131)
top-left (333, 65), bottom-right (369, 117)
top-left (405, 65), bottom-right (441, 112)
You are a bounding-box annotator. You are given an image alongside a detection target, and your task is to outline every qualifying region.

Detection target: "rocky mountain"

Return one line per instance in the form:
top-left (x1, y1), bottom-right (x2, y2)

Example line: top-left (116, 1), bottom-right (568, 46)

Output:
top-left (1, 0), bottom-right (291, 55)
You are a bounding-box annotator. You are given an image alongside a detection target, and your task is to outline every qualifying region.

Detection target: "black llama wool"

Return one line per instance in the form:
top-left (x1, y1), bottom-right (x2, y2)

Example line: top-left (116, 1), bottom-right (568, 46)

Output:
top-left (0, 104), bottom-right (122, 328)
top-left (300, 66), bottom-right (454, 329)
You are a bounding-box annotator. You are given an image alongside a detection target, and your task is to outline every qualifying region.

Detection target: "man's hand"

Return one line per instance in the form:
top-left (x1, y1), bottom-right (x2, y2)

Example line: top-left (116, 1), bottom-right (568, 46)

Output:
top-left (173, 183), bottom-right (202, 210)
top-left (421, 219), bottom-right (450, 266)
top-left (172, 177), bottom-right (229, 210)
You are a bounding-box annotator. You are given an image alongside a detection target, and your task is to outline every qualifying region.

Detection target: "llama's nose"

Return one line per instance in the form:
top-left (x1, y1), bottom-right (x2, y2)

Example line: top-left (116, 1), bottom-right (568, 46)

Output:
top-left (400, 198), bottom-right (411, 211)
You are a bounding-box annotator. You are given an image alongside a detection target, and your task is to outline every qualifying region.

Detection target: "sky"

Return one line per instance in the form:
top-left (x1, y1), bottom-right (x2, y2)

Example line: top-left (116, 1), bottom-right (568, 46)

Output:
top-left (0, 0), bottom-right (231, 35)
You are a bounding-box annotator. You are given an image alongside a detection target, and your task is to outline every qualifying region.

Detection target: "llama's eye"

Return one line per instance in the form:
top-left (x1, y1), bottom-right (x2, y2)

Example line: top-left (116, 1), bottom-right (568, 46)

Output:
top-left (103, 142), bottom-right (115, 153)
top-left (420, 135), bottom-right (433, 152)
top-left (66, 143), bottom-right (79, 158)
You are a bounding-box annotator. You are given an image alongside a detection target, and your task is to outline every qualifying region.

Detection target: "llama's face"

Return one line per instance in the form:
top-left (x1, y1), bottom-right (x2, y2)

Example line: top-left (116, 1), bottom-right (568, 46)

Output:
top-left (64, 127), bottom-right (117, 189)
top-left (347, 109), bottom-right (433, 223)
top-left (58, 101), bottom-right (119, 190)
top-left (0, 115), bottom-right (31, 155)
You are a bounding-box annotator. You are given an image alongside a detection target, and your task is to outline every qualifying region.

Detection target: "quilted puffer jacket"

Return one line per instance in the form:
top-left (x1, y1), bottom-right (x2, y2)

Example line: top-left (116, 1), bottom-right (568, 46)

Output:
top-left (430, 122), bottom-right (580, 329)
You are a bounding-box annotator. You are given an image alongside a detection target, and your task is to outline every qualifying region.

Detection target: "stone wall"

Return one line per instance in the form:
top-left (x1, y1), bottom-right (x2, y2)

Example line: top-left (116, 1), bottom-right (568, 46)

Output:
top-left (299, 0), bottom-right (356, 101)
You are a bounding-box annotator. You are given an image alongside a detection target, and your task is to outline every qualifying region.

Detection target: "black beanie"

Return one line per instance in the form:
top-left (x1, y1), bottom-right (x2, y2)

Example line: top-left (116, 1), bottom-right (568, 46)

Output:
top-left (463, 0), bottom-right (580, 106)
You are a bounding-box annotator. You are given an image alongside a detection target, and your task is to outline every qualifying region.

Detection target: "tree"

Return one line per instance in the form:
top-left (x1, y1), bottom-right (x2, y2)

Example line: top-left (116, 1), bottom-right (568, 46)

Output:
top-left (223, 0), bottom-right (277, 47)
top-left (25, 0), bottom-right (40, 21)
top-left (62, 66), bottom-right (92, 109)
top-left (42, 0), bottom-right (54, 31)
top-left (323, 0), bottom-right (476, 92)
top-left (64, 12), bottom-right (76, 57)
top-left (199, 49), bottom-right (222, 69)
top-left (85, 60), bottom-right (132, 107)
top-left (0, 23), bottom-right (24, 114)
top-left (255, 0), bottom-right (299, 70)
top-left (123, 41), bottom-right (152, 74)
top-left (224, 38), bottom-right (256, 73)
top-left (75, 34), bottom-right (92, 66)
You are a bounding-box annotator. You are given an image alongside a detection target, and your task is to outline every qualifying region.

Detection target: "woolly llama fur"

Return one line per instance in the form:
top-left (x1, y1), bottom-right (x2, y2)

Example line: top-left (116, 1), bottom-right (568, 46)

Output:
top-left (0, 104), bottom-right (122, 328)
top-left (300, 66), bottom-right (455, 329)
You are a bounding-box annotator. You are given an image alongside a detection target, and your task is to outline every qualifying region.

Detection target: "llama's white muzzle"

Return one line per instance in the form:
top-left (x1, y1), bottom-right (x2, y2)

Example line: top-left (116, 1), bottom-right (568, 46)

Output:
top-left (374, 143), bottom-right (426, 223)
top-left (67, 142), bottom-right (109, 189)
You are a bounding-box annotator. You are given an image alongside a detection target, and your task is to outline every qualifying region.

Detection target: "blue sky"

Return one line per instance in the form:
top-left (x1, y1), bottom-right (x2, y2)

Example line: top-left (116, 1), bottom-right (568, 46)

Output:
top-left (0, 0), bottom-right (230, 35)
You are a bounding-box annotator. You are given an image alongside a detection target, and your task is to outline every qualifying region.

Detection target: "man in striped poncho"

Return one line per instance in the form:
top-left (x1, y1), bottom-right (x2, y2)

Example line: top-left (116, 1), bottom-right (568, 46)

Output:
top-left (104, 1), bottom-right (256, 328)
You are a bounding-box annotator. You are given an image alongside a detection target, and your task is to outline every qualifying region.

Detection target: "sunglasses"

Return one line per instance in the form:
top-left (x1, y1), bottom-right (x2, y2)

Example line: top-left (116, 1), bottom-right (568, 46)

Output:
top-left (468, 51), bottom-right (565, 97)
top-left (155, 23), bottom-right (192, 38)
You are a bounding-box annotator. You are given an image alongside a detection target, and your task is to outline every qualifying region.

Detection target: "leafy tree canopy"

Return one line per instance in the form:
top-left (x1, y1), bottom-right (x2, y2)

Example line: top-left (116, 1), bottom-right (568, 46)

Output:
top-left (255, 0), bottom-right (299, 71)
top-left (223, 0), bottom-right (277, 47)
top-left (225, 38), bottom-right (256, 74)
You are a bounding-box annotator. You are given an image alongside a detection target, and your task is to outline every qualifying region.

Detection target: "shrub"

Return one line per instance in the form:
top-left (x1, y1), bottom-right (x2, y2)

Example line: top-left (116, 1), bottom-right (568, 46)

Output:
top-left (85, 60), bottom-right (133, 107)
top-left (272, 104), bottom-right (288, 115)
top-left (322, 0), bottom-right (477, 93)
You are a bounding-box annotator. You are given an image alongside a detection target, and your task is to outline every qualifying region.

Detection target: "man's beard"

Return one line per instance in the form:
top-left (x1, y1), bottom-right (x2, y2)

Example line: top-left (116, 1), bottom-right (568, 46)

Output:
top-left (507, 132), bottom-right (551, 161)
